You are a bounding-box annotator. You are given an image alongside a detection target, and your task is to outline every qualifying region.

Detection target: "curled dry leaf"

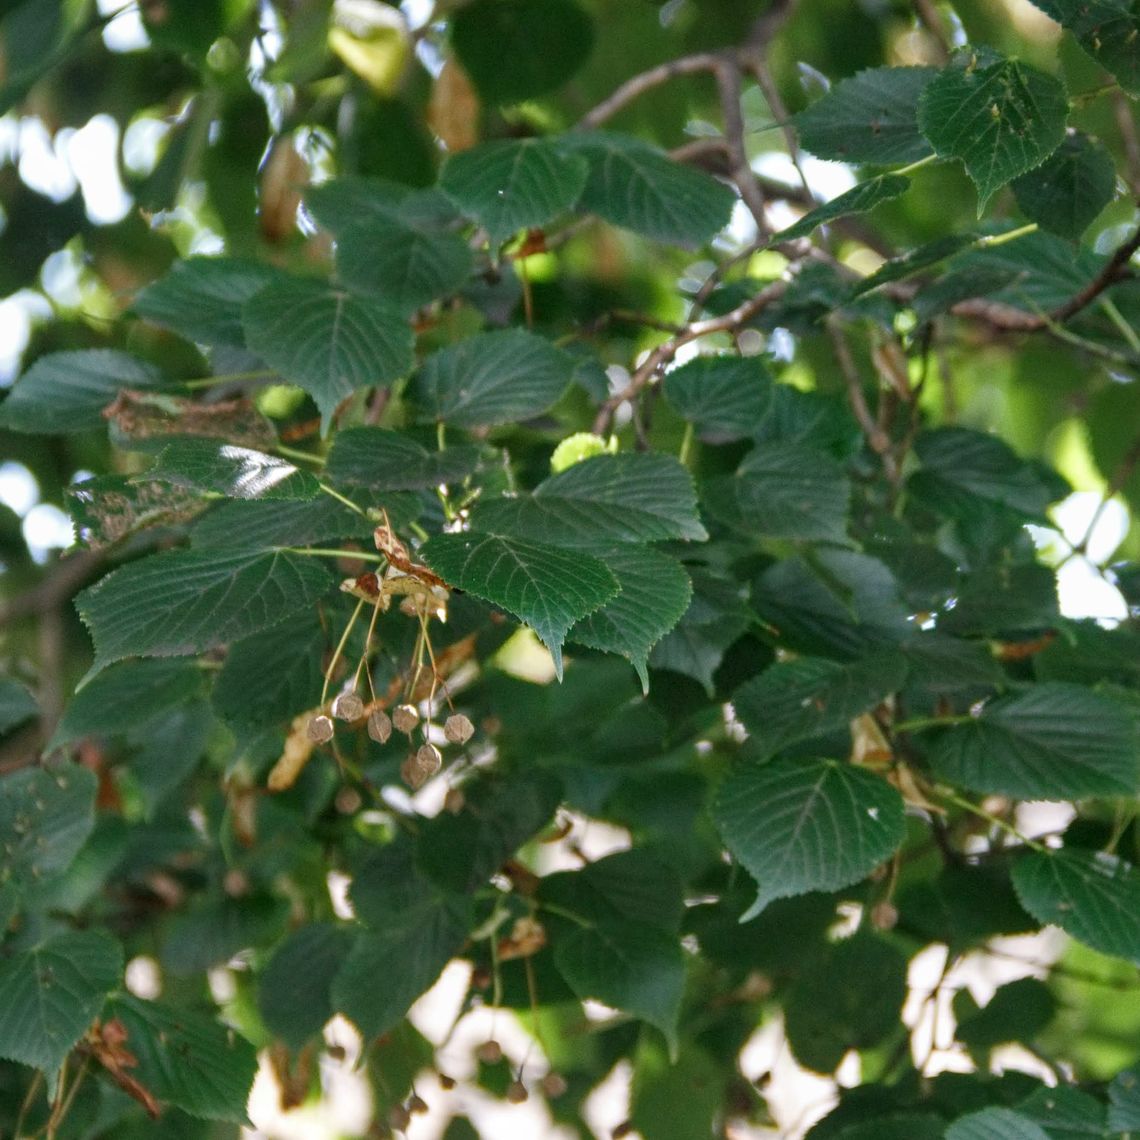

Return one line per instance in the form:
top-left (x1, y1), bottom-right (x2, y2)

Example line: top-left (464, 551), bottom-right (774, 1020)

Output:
top-left (267, 709), bottom-right (321, 791)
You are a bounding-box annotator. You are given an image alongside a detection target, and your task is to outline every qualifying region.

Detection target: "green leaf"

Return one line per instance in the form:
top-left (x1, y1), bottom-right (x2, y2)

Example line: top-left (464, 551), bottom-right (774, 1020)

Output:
top-left (163, 895), bottom-right (289, 975)
top-left (0, 350), bottom-right (164, 434)
top-left (1029, 0), bottom-right (1140, 95)
top-left (938, 562), bottom-right (1059, 637)
top-left (714, 757), bottom-right (906, 919)
top-left (411, 329), bottom-right (576, 427)
top-left (0, 931), bottom-right (122, 1077)
top-left (75, 548), bottom-right (334, 680)
top-left (1012, 131), bottom-right (1117, 240)
top-left (540, 848), bottom-right (685, 933)
top-left (325, 426), bottom-right (481, 491)
top-left (956, 977), bottom-right (1055, 1053)
top-left (1012, 847), bottom-right (1140, 965)
top-left (554, 920), bottom-right (685, 1052)
top-left (795, 66), bottom-right (937, 164)
top-left (420, 531), bottom-right (618, 677)
top-left (945, 1107), bottom-right (1052, 1140)
top-left (559, 131), bottom-right (737, 246)
top-left (909, 427), bottom-right (1062, 520)
top-left (649, 569), bottom-right (750, 693)
top-left (258, 923), bottom-right (352, 1050)
top-left (212, 612), bottom-right (325, 735)
top-left (732, 653), bottom-right (907, 759)
top-left (49, 658), bottom-right (206, 750)
top-left (242, 279), bottom-right (414, 431)
top-left (0, 678), bottom-right (37, 735)
top-left (752, 551), bottom-right (911, 660)
top-left (928, 683), bottom-right (1138, 799)
top-left (703, 441), bottom-right (851, 542)
top-left (451, 0), bottom-right (594, 104)
top-left (662, 355), bottom-right (773, 441)
top-left (306, 177), bottom-right (433, 232)
top-left (332, 901), bottom-right (470, 1038)
top-left (1018, 1084), bottom-right (1111, 1139)
top-left (474, 452), bottom-right (707, 546)
top-left (138, 438), bottom-right (321, 501)
top-left (918, 55), bottom-right (1069, 212)
top-left (335, 216), bottom-right (474, 313)
top-left (190, 494), bottom-right (380, 550)
top-left (1108, 1064), bottom-right (1140, 1131)
top-left (0, 765), bottom-right (97, 888)
top-left (777, 175), bottom-right (911, 241)
top-left (416, 770), bottom-right (563, 893)
top-left (440, 137), bottom-right (589, 244)
top-left (106, 994), bottom-right (258, 1122)
top-left (569, 544), bottom-right (692, 691)
top-left (132, 257), bottom-right (285, 347)
top-left (784, 933), bottom-right (908, 1072)
top-left (630, 1039), bottom-right (727, 1140)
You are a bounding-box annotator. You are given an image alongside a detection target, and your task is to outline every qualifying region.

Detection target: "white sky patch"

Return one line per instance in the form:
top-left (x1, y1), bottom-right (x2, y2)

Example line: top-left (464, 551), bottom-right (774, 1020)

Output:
top-left (17, 117), bottom-right (78, 201)
top-left (0, 461), bottom-right (39, 516)
top-left (98, 0), bottom-right (149, 52)
top-left (0, 290), bottom-right (51, 384)
top-left (64, 114), bottom-right (132, 223)
top-left (23, 503), bottom-right (74, 562)
top-left (123, 115), bottom-right (171, 178)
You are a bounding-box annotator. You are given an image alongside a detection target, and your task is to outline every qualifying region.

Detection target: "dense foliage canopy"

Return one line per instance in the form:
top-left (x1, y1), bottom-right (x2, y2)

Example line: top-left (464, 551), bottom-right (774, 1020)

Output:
top-left (3, 0), bottom-right (1140, 1137)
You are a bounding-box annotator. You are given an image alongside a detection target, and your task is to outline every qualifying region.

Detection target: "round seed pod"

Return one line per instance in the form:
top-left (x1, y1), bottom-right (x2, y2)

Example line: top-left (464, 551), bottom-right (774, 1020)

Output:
top-left (506, 1080), bottom-right (529, 1104)
top-left (475, 1039), bottom-right (502, 1064)
top-left (444, 712), bottom-right (475, 744)
top-left (407, 1093), bottom-right (428, 1115)
top-left (438, 1073), bottom-right (457, 1090)
top-left (367, 708), bottom-right (393, 744)
top-left (331, 691), bottom-right (364, 721)
top-left (540, 1072), bottom-right (568, 1099)
top-left (392, 704), bottom-right (419, 734)
top-left (387, 1103), bottom-right (411, 1131)
top-left (306, 714), bottom-right (334, 744)
top-left (415, 742), bottom-right (442, 777)
top-left (444, 787), bottom-right (465, 814)
top-left (400, 753), bottom-right (426, 789)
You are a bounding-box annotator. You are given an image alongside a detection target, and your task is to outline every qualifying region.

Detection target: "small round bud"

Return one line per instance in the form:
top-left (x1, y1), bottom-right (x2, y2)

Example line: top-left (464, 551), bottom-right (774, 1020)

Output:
top-left (613, 1123), bottom-right (634, 1140)
top-left (416, 743), bottom-right (442, 777)
top-left (444, 788), bottom-right (465, 814)
top-left (506, 1080), bottom-right (529, 1104)
top-left (871, 900), bottom-right (899, 931)
top-left (331, 691), bottom-right (364, 721)
top-left (407, 1093), bottom-right (429, 1115)
top-left (392, 704), bottom-right (419, 734)
top-left (387, 1103), bottom-right (411, 1130)
top-left (475, 1039), bottom-right (502, 1064)
top-left (335, 787), bottom-right (363, 814)
top-left (540, 1072), bottom-right (567, 1098)
top-left (438, 1073), bottom-right (457, 1090)
top-left (307, 714), bottom-right (334, 743)
top-left (367, 709), bottom-right (393, 744)
top-left (444, 713), bottom-right (475, 745)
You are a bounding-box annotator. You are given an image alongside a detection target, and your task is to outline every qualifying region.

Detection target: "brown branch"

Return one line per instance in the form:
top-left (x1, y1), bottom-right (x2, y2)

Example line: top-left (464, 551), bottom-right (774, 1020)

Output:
top-left (912, 0), bottom-right (952, 62)
top-left (712, 57), bottom-right (769, 232)
top-left (575, 53), bottom-right (722, 130)
top-left (592, 281), bottom-right (787, 434)
top-left (1047, 221), bottom-right (1140, 324)
top-left (826, 314), bottom-right (898, 482)
top-left (0, 549), bottom-right (104, 625)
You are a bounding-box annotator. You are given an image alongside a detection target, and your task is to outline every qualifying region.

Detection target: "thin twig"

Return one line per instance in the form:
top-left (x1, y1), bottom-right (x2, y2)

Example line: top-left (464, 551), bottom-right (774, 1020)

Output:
top-left (575, 53), bottom-right (722, 130)
top-left (713, 57), bottom-right (770, 232)
top-left (592, 280), bottom-right (787, 434)
top-left (826, 315), bottom-right (898, 481)
top-left (912, 0), bottom-right (952, 61)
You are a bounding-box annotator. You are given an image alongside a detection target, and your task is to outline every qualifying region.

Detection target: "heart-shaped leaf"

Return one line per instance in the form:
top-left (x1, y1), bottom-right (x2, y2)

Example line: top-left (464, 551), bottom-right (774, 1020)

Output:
top-left (420, 531), bottom-right (619, 677)
top-left (714, 757), bottom-right (906, 919)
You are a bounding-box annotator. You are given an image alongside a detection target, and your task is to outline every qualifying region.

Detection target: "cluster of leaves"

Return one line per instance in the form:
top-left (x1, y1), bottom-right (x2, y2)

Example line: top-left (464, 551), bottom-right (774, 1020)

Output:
top-left (4, 0), bottom-right (1140, 1137)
